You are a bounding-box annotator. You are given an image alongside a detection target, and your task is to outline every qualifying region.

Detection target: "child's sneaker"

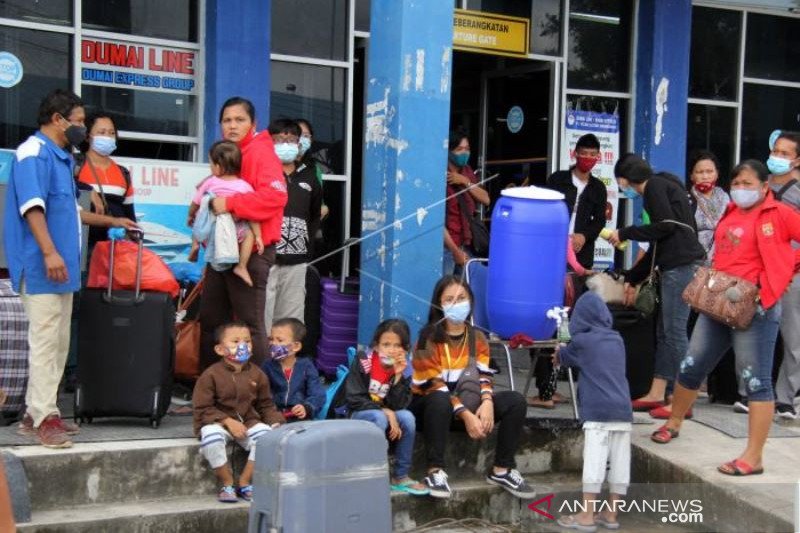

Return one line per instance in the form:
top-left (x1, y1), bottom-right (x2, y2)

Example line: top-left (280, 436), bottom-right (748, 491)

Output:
top-left (486, 468), bottom-right (537, 499)
top-left (37, 415), bottom-right (72, 448)
top-left (237, 485), bottom-right (253, 502)
top-left (423, 469), bottom-right (451, 499)
top-left (218, 485), bottom-right (238, 503)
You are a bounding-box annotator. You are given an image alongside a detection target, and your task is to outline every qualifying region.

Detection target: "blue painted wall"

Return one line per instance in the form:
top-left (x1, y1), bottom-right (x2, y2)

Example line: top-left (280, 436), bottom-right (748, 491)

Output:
top-left (203, 0), bottom-right (271, 159)
top-left (358, 1), bottom-right (454, 346)
top-left (633, 0), bottom-right (692, 181)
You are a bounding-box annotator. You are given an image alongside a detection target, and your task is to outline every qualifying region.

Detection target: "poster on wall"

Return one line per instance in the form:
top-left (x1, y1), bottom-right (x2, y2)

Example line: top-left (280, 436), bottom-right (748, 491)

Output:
top-left (114, 156), bottom-right (208, 279)
top-left (560, 110), bottom-right (620, 269)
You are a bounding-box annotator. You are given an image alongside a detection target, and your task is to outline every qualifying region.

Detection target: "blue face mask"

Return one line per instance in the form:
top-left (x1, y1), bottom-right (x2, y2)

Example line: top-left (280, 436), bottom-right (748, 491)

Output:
top-left (443, 300), bottom-right (471, 324)
top-left (275, 142), bottom-right (300, 163)
top-left (227, 342), bottom-right (252, 364)
top-left (299, 136), bottom-right (311, 156)
top-left (621, 186), bottom-right (639, 200)
top-left (767, 155), bottom-right (793, 176)
top-left (449, 151), bottom-right (470, 167)
top-left (91, 136), bottom-right (117, 157)
top-left (730, 188), bottom-right (762, 209)
top-left (269, 344), bottom-right (291, 361)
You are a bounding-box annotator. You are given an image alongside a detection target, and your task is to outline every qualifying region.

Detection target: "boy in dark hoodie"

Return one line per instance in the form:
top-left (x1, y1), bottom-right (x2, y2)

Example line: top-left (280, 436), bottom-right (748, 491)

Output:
top-left (554, 291), bottom-right (633, 532)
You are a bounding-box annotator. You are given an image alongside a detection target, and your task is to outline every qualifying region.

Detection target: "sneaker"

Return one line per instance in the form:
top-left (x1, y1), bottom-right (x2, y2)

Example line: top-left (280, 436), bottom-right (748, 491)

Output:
top-left (486, 468), bottom-right (537, 499)
top-left (733, 400), bottom-right (749, 414)
top-left (218, 485), bottom-right (238, 503)
top-left (423, 469), bottom-right (451, 499)
top-left (37, 415), bottom-right (73, 448)
top-left (55, 416), bottom-right (80, 435)
top-left (17, 413), bottom-right (35, 437)
top-left (775, 403), bottom-right (797, 420)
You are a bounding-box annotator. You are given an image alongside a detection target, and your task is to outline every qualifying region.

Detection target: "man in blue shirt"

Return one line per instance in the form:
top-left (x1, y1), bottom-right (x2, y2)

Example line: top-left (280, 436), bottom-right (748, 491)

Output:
top-left (3, 89), bottom-right (137, 448)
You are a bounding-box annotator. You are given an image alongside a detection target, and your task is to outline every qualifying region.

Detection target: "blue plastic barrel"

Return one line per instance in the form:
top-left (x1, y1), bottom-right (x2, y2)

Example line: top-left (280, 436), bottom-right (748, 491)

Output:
top-left (487, 186), bottom-right (569, 339)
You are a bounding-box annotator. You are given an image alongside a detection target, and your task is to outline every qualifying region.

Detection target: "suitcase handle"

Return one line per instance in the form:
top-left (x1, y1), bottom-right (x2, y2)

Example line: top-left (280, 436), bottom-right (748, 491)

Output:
top-left (104, 229), bottom-right (145, 304)
top-left (340, 238), bottom-right (359, 292)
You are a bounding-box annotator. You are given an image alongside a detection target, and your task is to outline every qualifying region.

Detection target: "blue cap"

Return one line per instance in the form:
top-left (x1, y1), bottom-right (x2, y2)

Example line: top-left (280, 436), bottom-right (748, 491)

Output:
top-left (769, 129), bottom-right (782, 151)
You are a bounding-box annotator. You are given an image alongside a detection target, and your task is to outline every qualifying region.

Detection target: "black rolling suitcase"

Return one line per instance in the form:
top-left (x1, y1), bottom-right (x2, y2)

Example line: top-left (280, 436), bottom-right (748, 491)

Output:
top-left (303, 265), bottom-right (321, 358)
top-left (609, 305), bottom-right (656, 400)
top-left (74, 232), bottom-right (175, 428)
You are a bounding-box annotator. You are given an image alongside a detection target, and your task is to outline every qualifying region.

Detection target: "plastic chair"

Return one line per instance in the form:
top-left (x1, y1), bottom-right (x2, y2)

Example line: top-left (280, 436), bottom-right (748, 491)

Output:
top-left (464, 258), bottom-right (579, 419)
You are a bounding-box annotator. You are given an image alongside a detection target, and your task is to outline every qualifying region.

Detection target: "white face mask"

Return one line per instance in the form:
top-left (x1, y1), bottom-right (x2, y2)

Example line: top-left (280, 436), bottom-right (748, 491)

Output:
top-left (730, 188), bottom-right (762, 209)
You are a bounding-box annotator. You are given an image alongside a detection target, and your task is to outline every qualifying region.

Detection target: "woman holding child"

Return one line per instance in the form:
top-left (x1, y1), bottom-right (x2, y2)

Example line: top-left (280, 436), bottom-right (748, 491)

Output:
top-left (198, 97), bottom-right (287, 369)
top-left (409, 275), bottom-right (536, 499)
top-left (653, 160), bottom-right (800, 476)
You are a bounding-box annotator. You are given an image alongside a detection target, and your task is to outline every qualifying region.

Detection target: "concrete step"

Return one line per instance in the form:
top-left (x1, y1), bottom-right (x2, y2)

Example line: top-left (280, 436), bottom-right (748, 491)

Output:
top-left (16, 495), bottom-right (249, 533)
top-left (9, 425), bottom-right (584, 514)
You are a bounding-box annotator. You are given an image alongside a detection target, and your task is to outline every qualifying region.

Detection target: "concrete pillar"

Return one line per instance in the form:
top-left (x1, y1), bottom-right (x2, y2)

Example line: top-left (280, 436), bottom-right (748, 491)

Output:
top-left (633, 0), bottom-right (692, 180)
top-left (358, 1), bottom-right (454, 346)
top-left (203, 0), bottom-right (271, 160)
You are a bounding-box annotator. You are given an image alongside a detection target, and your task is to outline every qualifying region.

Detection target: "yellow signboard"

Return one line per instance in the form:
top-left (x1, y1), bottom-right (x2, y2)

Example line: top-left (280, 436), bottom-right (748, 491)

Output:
top-left (453, 9), bottom-right (530, 58)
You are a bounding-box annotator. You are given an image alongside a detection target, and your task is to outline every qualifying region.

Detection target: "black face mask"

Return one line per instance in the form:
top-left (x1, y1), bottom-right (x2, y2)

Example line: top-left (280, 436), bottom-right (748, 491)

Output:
top-left (59, 115), bottom-right (87, 148)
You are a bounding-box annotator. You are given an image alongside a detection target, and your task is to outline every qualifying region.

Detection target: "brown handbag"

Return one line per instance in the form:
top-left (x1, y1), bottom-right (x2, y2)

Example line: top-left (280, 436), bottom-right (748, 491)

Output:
top-left (681, 266), bottom-right (759, 330)
top-left (175, 278), bottom-right (203, 381)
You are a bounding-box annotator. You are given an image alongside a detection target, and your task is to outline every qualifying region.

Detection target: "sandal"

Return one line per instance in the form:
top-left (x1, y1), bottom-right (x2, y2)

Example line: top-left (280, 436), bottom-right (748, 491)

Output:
top-left (237, 484), bottom-right (254, 501)
top-left (556, 515), bottom-right (598, 532)
top-left (650, 425), bottom-right (679, 444)
top-left (391, 478), bottom-right (430, 496)
top-left (594, 515), bottom-right (620, 530)
top-left (717, 459), bottom-right (764, 476)
top-left (632, 399), bottom-right (664, 411)
top-left (218, 485), bottom-right (238, 503)
top-left (649, 405), bottom-right (693, 419)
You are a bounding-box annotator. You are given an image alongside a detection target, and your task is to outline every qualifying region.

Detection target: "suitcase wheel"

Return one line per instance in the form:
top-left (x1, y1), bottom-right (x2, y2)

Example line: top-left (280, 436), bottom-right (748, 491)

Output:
top-left (151, 418), bottom-right (160, 429)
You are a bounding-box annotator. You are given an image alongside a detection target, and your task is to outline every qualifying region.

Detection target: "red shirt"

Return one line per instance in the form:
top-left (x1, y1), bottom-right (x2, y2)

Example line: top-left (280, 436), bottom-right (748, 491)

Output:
top-left (445, 165), bottom-right (478, 247)
top-left (225, 131), bottom-right (288, 245)
top-left (713, 206), bottom-right (763, 285)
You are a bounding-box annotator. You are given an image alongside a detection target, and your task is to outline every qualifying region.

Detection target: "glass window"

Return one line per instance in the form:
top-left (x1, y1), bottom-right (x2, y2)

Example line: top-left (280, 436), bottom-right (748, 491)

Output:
top-left (270, 61), bottom-right (347, 174)
top-left (0, 28), bottom-right (71, 149)
top-left (530, 0), bottom-right (561, 56)
top-left (689, 7), bottom-right (741, 101)
top-left (0, 0), bottom-right (72, 26)
top-left (81, 85), bottom-right (197, 137)
top-left (355, 0), bottom-right (370, 32)
top-left (567, 0), bottom-right (633, 92)
top-left (686, 104), bottom-right (736, 187)
top-left (82, 0), bottom-right (199, 43)
top-left (745, 13), bottom-right (800, 83)
top-left (466, 0), bottom-right (529, 18)
top-left (272, 0), bottom-right (348, 61)
top-left (740, 83), bottom-right (800, 162)
top-left (116, 138), bottom-right (194, 161)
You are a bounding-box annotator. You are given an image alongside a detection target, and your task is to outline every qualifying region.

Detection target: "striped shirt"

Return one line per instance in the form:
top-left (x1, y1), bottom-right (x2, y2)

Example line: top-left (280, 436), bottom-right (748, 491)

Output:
top-left (412, 328), bottom-right (494, 415)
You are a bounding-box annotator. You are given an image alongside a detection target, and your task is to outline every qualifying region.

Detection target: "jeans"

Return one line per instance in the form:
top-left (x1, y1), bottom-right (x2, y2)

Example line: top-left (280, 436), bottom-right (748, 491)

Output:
top-left (654, 263), bottom-right (698, 392)
top-left (776, 274), bottom-right (800, 406)
top-left (678, 304), bottom-right (781, 402)
top-left (351, 409), bottom-right (416, 479)
top-left (408, 390), bottom-right (527, 470)
top-left (442, 246), bottom-right (471, 277)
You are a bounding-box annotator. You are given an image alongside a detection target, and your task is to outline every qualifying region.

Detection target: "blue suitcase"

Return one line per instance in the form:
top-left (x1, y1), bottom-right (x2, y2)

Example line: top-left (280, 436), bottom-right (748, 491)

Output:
top-left (249, 419), bottom-right (391, 533)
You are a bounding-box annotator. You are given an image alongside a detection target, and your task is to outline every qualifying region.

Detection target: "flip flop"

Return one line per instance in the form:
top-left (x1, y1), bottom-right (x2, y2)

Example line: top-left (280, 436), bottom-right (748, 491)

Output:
top-left (556, 515), bottom-right (598, 532)
top-left (391, 479), bottom-right (430, 496)
top-left (594, 516), bottom-right (621, 530)
top-left (650, 425), bottom-right (679, 444)
top-left (717, 459), bottom-right (764, 476)
top-left (649, 405), bottom-right (693, 419)
top-left (527, 397), bottom-right (556, 409)
top-left (632, 399), bottom-right (664, 411)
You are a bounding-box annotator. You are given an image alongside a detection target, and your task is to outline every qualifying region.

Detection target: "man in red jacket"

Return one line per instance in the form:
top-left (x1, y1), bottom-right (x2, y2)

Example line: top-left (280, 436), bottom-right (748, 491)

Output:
top-left (199, 97), bottom-right (288, 368)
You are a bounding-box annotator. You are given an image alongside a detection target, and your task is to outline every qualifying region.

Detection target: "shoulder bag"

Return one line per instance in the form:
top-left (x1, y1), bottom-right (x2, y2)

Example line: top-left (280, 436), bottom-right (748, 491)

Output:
top-left (175, 277), bottom-right (203, 381)
top-left (634, 241), bottom-right (659, 317)
top-left (453, 327), bottom-right (483, 413)
top-left (456, 189), bottom-right (490, 257)
top-left (682, 267), bottom-right (759, 330)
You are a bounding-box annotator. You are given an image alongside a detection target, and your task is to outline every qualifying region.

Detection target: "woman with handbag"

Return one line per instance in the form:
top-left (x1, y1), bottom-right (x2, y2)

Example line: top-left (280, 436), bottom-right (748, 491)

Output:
top-left (75, 112), bottom-right (136, 250)
top-left (409, 275), bottom-right (535, 500)
top-left (651, 160), bottom-right (800, 476)
top-left (443, 130), bottom-right (490, 275)
top-left (607, 157), bottom-right (706, 419)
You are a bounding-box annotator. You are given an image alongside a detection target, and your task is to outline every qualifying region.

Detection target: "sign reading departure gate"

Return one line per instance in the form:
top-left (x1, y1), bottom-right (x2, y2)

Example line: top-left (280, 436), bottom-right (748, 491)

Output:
top-left (81, 38), bottom-right (197, 94)
top-left (453, 9), bottom-right (530, 58)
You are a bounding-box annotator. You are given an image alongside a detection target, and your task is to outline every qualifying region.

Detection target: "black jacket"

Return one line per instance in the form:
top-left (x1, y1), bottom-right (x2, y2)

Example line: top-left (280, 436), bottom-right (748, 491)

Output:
top-left (344, 351), bottom-right (412, 412)
top-left (619, 174), bottom-right (706, 285)
top-left (276, 162), bottom-right (323, 265)
top-left (547, 169), bottom-right (608, 268)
